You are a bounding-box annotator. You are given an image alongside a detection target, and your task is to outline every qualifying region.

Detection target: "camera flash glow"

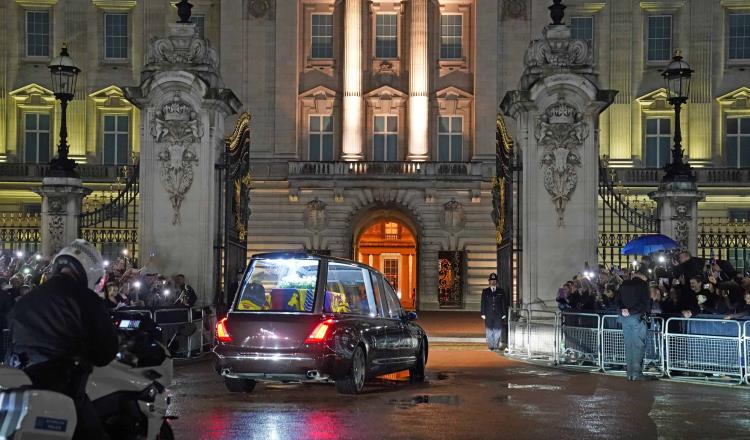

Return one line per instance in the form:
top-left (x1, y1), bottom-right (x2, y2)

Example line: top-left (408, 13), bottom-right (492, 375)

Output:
top-left (103, 260), bottom-right (110, 267)
top-left (658, 256), bottom-right (666, 263)
top-left (15, 251), bottom-right (24, 258)
top-left (35, 254), bottom-right (42, 261)
top-left (122, 249), bottom-right (129, 256)
top-left (133, 281), bottom-right (141, 289)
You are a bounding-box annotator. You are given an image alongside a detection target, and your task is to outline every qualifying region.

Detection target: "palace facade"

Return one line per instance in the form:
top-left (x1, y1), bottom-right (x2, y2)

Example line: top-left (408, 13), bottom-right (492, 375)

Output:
top-left (0, 0), bottom-right (748, 309)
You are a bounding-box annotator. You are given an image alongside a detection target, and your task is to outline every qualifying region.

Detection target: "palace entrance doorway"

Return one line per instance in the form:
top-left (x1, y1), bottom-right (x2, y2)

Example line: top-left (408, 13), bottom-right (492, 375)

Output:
top-left (355, 218), bottom-right (417, 310)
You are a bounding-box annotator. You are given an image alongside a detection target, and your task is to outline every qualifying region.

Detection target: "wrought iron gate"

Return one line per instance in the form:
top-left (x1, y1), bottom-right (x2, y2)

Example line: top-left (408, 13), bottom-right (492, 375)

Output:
top-left (79, 163), bottom-right (139, 263)
top-left (220, 112), bottom-right (252, 306)
top-left (493, 115), bottom-right (522, 308)
top-left (597, 160), bottom-right (659, 269)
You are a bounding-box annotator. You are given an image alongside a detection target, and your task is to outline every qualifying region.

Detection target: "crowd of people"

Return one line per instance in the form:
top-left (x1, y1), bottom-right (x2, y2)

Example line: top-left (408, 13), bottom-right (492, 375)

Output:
top-left (556, 250), bottom-right (750, 320)
top-left (0, 248), bottom-right (198, 332)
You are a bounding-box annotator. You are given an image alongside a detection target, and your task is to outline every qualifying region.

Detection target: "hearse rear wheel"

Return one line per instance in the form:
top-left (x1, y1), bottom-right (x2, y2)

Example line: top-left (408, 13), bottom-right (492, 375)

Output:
top-left (336, 345), bottom-right (366, 395)
top-left (224, 377), bottom-right (257, 393)
top-left (409, 343), bottom-right (426, 383)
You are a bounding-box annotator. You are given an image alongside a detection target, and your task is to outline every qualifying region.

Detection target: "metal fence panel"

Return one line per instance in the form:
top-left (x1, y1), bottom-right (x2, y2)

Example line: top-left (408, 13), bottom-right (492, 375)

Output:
top-left (558, 312), bottom-right (600, 369)
top-left (507, 309), bottom-right (529, 356)
top-left (600, 315), bottom-right (664, 375)
top-left (526, 309), bottom-right (559, 362)
top-left (745, 320), bottom-right (749, 385)
top-left (664, 318), bottom-right (743, 385)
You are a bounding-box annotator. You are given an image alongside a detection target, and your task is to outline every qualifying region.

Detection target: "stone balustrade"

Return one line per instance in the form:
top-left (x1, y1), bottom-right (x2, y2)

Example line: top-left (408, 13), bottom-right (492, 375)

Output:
top-left (0, 162), bottom-right (131, 182)
top-left (288, 161), bottom-right (488, 179)
top-left (607, 167), bottom-right (750, 186)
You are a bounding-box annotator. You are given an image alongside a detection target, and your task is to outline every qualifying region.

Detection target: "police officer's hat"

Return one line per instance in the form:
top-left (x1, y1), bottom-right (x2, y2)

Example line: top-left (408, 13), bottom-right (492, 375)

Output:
top-left (488, 273), bottom-right (498, 281)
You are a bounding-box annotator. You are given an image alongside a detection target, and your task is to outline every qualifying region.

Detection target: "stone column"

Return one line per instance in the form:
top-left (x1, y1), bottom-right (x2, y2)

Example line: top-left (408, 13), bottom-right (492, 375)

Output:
top-left (649, 181), bottom-right (705, 254)
top-left (407, 0), bottom-right (429, 161)
top-left (501, 23), bottom-right (616, 307)
top-left (342, 0), bottom-right (364, 160)
top-left (125, 22), bottom-right (241, 305)
top-left (34, 177), bottom-right (91, 258)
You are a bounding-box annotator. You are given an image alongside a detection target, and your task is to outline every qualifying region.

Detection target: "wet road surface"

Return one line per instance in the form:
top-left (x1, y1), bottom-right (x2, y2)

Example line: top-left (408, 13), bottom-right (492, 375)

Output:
top-left (168, 350), bottom-right (750, 440)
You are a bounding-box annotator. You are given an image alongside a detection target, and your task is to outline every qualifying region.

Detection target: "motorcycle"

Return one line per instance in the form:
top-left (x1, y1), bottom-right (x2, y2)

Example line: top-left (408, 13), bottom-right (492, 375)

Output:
top-left (0, 310), bottom-right (192, 439)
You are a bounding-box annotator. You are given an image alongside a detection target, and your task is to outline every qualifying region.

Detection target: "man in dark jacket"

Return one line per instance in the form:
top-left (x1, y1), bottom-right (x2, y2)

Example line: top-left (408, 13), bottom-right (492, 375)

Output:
top-left (617, 267), bottom-right (656, 381)
top-left (480, 273), bottom-right (508, 351)
top-left (8, 239), bottom-right (118, 439)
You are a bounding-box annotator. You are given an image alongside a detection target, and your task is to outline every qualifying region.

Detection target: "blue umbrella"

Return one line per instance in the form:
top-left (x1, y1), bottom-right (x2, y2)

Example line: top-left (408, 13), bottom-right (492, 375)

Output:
top-left (621, 234), bottom-right (680, 255)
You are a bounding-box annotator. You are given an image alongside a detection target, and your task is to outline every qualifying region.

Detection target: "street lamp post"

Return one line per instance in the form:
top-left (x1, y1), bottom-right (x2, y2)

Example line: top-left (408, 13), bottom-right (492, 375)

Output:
top-left (47, 44), bottom-right (81, 177)
top-left (661, 50), bottom-right (694, 182)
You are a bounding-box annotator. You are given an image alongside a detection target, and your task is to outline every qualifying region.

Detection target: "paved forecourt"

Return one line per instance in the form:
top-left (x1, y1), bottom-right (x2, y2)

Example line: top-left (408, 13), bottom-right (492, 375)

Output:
top-left (168, 349), bottom-right (750, 440)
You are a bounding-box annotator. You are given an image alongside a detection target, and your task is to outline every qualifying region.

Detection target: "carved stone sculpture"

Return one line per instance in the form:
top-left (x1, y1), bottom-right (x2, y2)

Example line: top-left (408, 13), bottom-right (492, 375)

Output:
top-left (441, 199), bottom-right (466, 233)
top-left (47, 196), bottom-right (66, 253)
top-left (502, 0), bottom-right (527, 20)
top-left (248, 0), bottom-right (273, 19)
top-left (536, 96), bottom-right (589, 227)
top-left (304, 199), bottom-right (327, 232)
top-left (151, 93), bottom-right (203, 225)
top-left (673, 203), bottom-right (690, 248)
top-left (146, 29), bottom-right (219, 70)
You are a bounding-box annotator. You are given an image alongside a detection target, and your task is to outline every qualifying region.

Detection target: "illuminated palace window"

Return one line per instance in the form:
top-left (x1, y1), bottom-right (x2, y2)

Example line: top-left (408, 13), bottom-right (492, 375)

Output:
top-left (103, 115), bottom-right (129, 165)
top-left (24, 113), bottom-right (51, 163)
top-left (374, 115), bottom-right (398, 161)
top-left (384, 222), bottom-right (399, 239)
top-left (729, 13), bottom-right (750, 60)
top-left (440, 14), bottom-right (462, 59)
top-left (104, 13), bottom-right (128, 59)
top-left (570, 16), bottom-right (593, 49)
top-left (375, 14), bottom-right (397, 58)
top-left (383, 258), bottom-right (399, 290)
top-left (309, 115), bottom-right (333, 161)
top-left (644, 117), bottom-right (671, 168)
top-left (647, 15), bottom-right (672, 62)
top-left (26, 10), bottom-right (50, 57)
top-left (438, 116), bottom-right (463, 162)
top-left (311, 14), bottom-right (333, 59)
top-left (726, 116), bottom-right (750, 168)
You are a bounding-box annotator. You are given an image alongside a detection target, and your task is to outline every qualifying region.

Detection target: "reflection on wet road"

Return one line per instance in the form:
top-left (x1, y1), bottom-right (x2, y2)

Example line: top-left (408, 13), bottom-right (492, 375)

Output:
top-left (169, 350), bottom-right (750, 440)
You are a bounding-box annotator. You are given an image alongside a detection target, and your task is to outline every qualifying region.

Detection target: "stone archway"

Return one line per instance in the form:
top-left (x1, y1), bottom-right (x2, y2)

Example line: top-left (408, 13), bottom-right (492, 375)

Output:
top-left (351, 207), bottom-right (419, 310)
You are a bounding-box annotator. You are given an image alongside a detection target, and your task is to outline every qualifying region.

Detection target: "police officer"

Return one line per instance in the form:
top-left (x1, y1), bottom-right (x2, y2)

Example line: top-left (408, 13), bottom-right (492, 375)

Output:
top-left (617, 266), bottom-right (657, 381)
top-left (481, 273), bottom-right (508, 351)
top-left (9, 239), bottom-right (119, 438)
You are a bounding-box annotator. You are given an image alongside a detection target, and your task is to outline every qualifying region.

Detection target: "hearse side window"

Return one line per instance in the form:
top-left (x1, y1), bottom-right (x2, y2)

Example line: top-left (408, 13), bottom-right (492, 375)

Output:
top-left (382, 278), bottom-right (403, 319)
top-left (235, 258), bottom-right (319, 312)
top-left (369, 271), bottom-right (387, 317)
top-left (324, 262), bottom-right (375, 315)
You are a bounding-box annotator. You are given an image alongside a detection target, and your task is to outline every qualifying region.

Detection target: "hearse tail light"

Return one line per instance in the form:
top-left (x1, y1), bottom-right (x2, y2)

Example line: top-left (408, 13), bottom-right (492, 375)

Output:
top-left (216, 318), bottom-right (233, 343)
top-left (305, 318), bottom-right (334, 344)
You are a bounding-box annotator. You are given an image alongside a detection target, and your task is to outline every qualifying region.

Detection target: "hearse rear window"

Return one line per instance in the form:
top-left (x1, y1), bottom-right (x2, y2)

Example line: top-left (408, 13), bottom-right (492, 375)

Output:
top-left (235, 258), bottom-right (319, 312)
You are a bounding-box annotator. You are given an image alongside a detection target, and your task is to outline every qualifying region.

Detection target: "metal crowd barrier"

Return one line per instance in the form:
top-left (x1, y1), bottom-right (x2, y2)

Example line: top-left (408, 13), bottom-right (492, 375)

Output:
top-left (120, 306), bottom-right (215, 359)
top-left (664, 317), bottom-right (744, 385)
top-left (506, 310), bottom-right (750, 386)
top-left (506, 308), bottom-right (529, 356)
top-left (506, 308), bottom-right (559, 362)
top-left (601, 315), bottom-right (664, 376)
top-left (558, 312), bottom-right (600, 369)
